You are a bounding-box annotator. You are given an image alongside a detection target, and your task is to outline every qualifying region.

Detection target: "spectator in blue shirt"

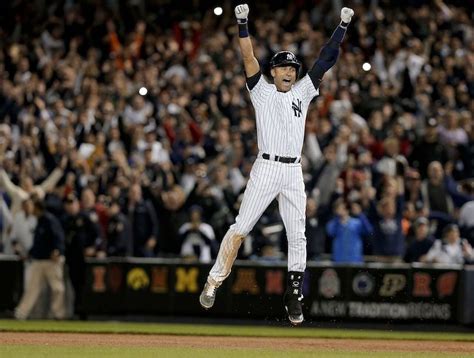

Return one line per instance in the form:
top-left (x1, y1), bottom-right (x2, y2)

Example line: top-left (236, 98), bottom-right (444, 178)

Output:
top-left (326, 199), bottom-right (373, 263)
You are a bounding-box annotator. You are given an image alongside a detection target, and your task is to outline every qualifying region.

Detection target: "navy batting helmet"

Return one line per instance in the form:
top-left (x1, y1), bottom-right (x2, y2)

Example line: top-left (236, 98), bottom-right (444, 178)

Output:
top-left (270, 51), bottom-right (301, 72)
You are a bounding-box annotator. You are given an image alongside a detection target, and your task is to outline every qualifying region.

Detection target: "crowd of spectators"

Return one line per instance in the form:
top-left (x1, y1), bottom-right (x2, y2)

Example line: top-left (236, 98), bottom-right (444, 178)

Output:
top-left (0, 0), bottom-right (473, 278)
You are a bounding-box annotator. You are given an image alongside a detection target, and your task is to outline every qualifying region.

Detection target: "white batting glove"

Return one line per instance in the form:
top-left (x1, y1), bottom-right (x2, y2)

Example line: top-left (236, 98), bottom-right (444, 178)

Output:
top-left (340, 7), bottom-right (354, 24)
top-left (235, 4), bottom-right (249, 21)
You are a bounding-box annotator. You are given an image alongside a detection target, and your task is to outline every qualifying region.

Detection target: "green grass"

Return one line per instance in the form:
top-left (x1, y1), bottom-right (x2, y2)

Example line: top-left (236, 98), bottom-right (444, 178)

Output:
top-left (0, 319), bottom-right (473, 342)
top-left (0, 346), bottom-right (471, 358)
top-left (1, 320), bottom-right (473, 357)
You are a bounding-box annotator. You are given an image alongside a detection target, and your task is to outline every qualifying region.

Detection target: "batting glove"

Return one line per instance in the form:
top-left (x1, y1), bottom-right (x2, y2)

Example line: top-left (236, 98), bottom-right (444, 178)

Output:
top-left (340, 7), bottom-right (354, 24)
top-left (235, 4), bottom-right (249, 22)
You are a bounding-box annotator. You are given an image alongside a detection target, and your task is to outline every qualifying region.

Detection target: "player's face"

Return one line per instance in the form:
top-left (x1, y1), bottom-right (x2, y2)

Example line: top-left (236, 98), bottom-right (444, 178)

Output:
top-left (271, 66), bottom-right (297, 92)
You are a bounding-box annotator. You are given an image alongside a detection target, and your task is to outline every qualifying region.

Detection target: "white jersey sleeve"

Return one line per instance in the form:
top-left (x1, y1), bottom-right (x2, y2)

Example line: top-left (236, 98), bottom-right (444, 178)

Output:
top-left (246, 73), bottom-right (273, 106)
top-left (294, 74), bottom-right (319, 106)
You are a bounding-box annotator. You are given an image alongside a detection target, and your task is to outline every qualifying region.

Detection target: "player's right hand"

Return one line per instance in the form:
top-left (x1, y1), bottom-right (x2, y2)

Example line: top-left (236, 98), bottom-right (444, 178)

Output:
top-left (235, 4), bottom-right (249, 20)
top-left (340, 7), bottom-right (354, 23)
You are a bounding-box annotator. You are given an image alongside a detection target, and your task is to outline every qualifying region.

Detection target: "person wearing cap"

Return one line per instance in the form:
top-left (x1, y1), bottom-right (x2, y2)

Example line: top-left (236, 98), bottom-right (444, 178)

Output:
top-left (404, 217), bottom-right (435, 263)
top-left (106, 199), bottom-right (132, 257)
top-left (61, 191), bottom-right (102, 318)
top-left (14, 195), bottom-right (66, 320)
top-left (422, 224), bottom-right (474, 264)
top-left (200, 3), bottom-right (355, 325)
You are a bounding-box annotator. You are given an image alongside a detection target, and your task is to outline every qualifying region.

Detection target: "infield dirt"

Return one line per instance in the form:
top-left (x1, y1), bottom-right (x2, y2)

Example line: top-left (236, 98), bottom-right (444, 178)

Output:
top-left (1, 332), bottom-right (474, 354)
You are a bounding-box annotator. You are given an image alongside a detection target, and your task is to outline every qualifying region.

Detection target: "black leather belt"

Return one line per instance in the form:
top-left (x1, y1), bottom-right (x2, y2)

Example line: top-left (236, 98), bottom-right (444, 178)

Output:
top-left (262, 153), bottom-right (300, 164)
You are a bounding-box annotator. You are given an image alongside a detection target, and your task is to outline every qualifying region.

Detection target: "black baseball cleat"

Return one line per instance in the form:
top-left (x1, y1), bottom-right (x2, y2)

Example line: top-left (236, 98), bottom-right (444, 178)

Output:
top-left (284, 271), bottom-right (305, 325)
top-left (284, 293), bottom-right (304, 325)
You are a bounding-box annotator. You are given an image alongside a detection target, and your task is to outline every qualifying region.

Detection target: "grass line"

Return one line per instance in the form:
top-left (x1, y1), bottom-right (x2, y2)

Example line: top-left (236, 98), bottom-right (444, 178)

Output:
top-left (0, 320), bottom-right (473, 342)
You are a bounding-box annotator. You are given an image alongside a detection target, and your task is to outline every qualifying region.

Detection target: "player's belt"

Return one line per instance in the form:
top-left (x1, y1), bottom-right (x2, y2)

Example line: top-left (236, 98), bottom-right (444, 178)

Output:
top-left (262, 153), bottom-right (300, 164)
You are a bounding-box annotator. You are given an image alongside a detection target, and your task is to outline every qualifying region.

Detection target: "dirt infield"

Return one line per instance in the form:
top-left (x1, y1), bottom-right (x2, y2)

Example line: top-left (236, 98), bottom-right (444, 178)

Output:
top-left (1, 332), bottom-right (473, 354)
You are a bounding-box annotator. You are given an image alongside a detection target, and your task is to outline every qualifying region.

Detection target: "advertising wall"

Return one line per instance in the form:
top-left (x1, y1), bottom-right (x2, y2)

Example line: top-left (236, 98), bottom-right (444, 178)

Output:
top-left (1, 256), bottom-right (470, 323)
top-left (82, 259), bottom-right (469, 323)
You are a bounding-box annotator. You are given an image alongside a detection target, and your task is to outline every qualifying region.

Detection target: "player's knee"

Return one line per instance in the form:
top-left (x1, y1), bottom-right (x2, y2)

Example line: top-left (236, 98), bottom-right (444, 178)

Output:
top-left (287, 232), bottom-right (306, 244)
top-left (230, 223), bottom-right (250, 238)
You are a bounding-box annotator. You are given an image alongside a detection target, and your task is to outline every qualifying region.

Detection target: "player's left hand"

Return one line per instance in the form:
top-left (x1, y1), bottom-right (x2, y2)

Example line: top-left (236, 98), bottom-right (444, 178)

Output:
top-left (340, 7), bottom-right (354, 23)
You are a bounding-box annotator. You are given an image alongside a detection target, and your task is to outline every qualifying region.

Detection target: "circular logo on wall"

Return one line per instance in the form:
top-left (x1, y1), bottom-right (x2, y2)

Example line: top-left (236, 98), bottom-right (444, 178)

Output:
top-left (352, 272), bottom-right (375, 297)
top-left (319, 268), bottom-right (341, 299)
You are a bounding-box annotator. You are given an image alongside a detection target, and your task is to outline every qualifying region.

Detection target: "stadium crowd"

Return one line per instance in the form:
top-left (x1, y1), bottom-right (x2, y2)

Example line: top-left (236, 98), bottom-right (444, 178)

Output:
top-left (0, 0), bottom-right (473, 293)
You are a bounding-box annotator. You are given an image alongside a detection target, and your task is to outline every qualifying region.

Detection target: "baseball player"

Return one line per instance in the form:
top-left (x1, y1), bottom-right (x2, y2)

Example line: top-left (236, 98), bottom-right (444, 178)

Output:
top-left (200, 4), bottom-right (354, 325)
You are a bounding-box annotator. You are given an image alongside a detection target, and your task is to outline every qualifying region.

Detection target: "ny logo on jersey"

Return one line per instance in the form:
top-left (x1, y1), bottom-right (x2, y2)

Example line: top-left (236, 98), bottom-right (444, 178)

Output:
top-left (292, 99), bottom-right (302, 117)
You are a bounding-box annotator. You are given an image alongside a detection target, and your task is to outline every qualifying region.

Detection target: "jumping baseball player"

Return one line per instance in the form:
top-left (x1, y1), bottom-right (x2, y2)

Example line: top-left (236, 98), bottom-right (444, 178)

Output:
top-left (200, 4), bottom-right (354, 325)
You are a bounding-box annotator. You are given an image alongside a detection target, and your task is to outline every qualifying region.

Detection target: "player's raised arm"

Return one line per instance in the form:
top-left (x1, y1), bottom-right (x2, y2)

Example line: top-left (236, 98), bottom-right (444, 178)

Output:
top-left (308, 7), bottom-right (354, 89)
top-left (235, 4), bottom-right (260, 78)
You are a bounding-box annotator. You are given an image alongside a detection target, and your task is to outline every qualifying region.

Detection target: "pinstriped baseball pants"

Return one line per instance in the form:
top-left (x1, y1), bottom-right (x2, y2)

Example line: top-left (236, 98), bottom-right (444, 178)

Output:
top-left (208, 157), bottom-right (306, 286)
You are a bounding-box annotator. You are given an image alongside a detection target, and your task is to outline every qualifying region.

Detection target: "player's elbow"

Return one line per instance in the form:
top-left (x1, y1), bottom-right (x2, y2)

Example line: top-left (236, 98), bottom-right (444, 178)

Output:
top-left (241, 52), bottom-right (255, 62)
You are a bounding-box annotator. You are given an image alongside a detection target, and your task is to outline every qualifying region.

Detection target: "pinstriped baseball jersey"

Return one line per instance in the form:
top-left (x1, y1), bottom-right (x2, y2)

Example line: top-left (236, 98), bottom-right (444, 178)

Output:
top-left (247, 74), bottom-right (319, 157)
top-left (206, 73), bottom-right (320, 286)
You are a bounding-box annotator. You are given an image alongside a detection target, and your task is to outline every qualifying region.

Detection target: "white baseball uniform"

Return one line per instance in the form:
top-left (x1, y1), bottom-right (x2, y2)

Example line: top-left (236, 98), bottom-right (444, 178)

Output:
top-left (208, 72), bottom-right (319, 286)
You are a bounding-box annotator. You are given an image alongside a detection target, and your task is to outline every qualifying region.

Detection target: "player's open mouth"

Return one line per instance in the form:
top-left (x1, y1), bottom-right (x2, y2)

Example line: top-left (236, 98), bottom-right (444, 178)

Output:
top-left (283, 79), bottom-right (291, 83)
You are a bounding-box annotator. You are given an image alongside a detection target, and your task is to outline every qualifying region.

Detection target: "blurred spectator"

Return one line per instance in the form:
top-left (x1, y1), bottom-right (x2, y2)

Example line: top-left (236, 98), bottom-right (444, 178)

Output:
top-left (369, 185), bottom-right (405, 260)
top-left (422, 224), bottom-right (474, 265)
top-left (326, 199), bottom-right (373, 263)
top-left (125, 183), bottom-right (159, 257)
top-left (438, 111), bottom-right (468, 147)
top-left (307, 140), bottom-right (347, 208)
top-left (178, 205), bottom-right (217, 263)
top-left (457, 126), bottom-right (474, 179)
top-left (410, 118), bottom-right (448, 178)
top-left (421, 161), bottom-right (454, 217)
top-left (404, 169), bottom-right (424, 210)
top-left (459, 190), bottom-right (474, 246)
top-left (4, 197), bottom-right (36, 257)
top-left (305, 196), bottom-right (328, 261)
top-left (61, 192), bottom-right (101, 318)
top-left (0, 158), bottom-right (66, 214)
top-left (375, 137), bottom-right (408, 178)
top-left (420, 161), bottom-right (473, 224)
top-left (0, 194), bottom-right (12, 253)
top-left (14, 196), bottom-right (65, 320)
top-left (0, 0), bottom-right (471, 267)
top-left (404, 217), bottom-right (435, 263)
top-left (80, 189), bottom-right (104, 257)
top-left (106, 199), bottom-right (132, 257)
